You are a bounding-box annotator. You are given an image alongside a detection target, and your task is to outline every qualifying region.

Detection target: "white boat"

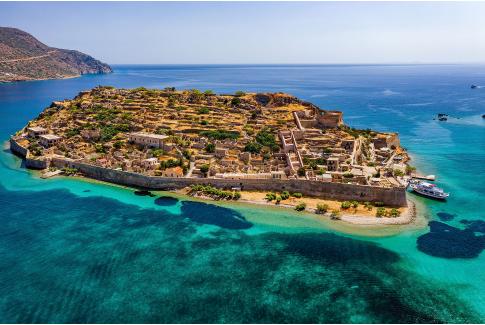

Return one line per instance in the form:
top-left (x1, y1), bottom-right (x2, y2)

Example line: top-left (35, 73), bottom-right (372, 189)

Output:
top-left (408, 180), bottom-right (449, 200)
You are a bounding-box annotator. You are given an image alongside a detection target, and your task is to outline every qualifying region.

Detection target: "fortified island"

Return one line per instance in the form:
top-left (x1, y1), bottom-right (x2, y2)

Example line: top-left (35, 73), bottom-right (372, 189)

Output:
top-left (10, 86), bottom-right (412, 209)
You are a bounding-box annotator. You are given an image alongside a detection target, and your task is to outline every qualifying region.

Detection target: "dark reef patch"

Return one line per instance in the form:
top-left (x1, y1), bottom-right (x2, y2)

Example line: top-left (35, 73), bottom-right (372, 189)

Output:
top-left (460, 219), bottom-right (485, 233)
top-left (181, 201), bottom-right (252, 230)
top-left (0, 185), bottom-right (481, 323)
top-left (154, 196), bottom-right (179, 206)
top-left (134, 190), bottom-right (155, 197)
top-left (417, 221), bottom-right (485, 259)
top-left (436, 211), bottom-right (456, 221)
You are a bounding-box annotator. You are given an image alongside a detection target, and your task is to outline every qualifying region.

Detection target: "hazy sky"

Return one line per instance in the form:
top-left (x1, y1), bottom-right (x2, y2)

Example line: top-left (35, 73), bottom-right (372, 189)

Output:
top-left (1, 1), bottom-right (485, 64)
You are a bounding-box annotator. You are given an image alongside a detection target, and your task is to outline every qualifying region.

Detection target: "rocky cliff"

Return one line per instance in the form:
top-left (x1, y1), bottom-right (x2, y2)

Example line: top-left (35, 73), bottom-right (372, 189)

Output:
top-left (0, 27), bottom-right (112, 82)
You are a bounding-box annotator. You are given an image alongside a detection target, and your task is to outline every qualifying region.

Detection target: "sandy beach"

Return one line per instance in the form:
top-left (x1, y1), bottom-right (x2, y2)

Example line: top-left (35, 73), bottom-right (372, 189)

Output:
top-left (180, 188), bottom-right (417, 226)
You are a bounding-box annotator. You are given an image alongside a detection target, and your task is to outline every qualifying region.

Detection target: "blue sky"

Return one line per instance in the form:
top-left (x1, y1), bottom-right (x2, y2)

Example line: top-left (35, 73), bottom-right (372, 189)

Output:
top-left (1, 1), bottom-right (485, 64)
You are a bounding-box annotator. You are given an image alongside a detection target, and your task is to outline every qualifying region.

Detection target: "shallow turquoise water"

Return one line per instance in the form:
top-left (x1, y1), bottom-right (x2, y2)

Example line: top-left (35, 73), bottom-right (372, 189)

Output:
top-left (0, 65), bottom-right (484, 323)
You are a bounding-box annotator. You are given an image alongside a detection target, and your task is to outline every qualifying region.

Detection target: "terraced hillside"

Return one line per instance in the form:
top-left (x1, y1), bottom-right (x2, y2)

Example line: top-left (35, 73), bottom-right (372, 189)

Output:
top-left (13, 86), bottom-right (408, 188)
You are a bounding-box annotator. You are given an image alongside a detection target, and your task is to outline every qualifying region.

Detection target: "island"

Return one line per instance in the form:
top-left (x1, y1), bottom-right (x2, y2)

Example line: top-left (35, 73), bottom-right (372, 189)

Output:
top-left (9, 86), bottom-right (416, 223)
top-left (0, 27), bottom-right (111, 83)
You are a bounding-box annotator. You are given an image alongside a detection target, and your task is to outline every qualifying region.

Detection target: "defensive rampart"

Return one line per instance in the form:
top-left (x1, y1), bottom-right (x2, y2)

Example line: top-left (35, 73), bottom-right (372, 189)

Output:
top-left (9, 138), bottom-right (407, 206)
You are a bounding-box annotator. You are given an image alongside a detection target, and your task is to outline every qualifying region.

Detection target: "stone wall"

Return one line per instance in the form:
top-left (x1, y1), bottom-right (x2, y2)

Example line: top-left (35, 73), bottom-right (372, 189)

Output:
top-left (9, 138), bottom-right (28, 157)
top-left (9, 138), bottom-right (48, 169)
top-left (51, 158), bottom-right (407, 206)
top-left (9, 137), bottom-right (407, 206)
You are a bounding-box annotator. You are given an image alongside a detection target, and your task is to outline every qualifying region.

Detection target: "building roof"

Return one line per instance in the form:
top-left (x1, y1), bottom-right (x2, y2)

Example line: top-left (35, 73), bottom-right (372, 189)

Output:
top-left (27, 126), bottom-right (46, 132)
top-left (39, 134), bottom-right (61, 140)
top-left (129, 132), bottom-right (168, 140)
top-left (163, 166), bottom-right (184, 176)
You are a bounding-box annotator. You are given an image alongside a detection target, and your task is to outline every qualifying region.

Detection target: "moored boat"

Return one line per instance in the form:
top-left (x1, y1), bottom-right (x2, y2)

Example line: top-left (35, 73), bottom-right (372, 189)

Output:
top-left (408, 180), bottom-right (449, 200)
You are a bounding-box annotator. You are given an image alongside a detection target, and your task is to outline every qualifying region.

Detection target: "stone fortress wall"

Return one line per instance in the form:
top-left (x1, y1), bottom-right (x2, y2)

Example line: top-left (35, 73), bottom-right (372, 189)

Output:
top-left (9, 138), bottom-right (407, 206)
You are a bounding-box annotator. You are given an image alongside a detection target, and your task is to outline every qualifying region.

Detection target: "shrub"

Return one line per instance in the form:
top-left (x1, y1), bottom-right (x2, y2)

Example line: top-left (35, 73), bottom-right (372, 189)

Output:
top-left (244, 141), bottom-right (262, 154)
top-left (255, 128), bottom-right (279, 152)
top-left (200, 120), bottom-right (208, 125)
top-left (182, 149), bottom-right (192, 160)
top-left (297, 167), bottom-right (306, 177)
top-left (151, 148), bottom-right (165, 157)
top-left (341, 201), bottom-right (352, 209)
top-left (205, 143), bottom-right (215, 153)
top-left (113, 141), bottom-right (123, 149)
top-left (343, 172), bottom-right (354, 178)
top-left (316, 203), bottom-right (329, 214)
top-left (62, 167), bottom-right (78, 176)
top-left (292, 192), bottom-right (303, 198)
top-left (330, 210), bottom-right (341, 220)
top-left (199, 164), bottom-right (210, 175)
top-left (65, 128), bottom-right (81, 138)
top-left (376, 207), bottom-right (386, 218)
top-left (197, 107), bottom-right (210, 114)
top-left (200, 130), bottom-right (240, 140)
top-left (188, 184), bottom-right (240, 201)
top-left (94, 144), bottom-right (106, 153)
top-left (280, 191), bottom-right (290, 200)
top-left (374, 201), bottom-right (385, 207)
top-left (405, 165), bottom-right (416, 175)
top-left (295, 202), bottom-right (306, 211)
top-left (390, 208), bottom-right (401, 217)
top-left (393, 169), bottom-right (405, 177)
top-left (231, 97), bottom-right (242, 106)
top-left (234, 91), bottom-right (245, 97)
top-left (351, 200), bottom-right (359, 209)
top-left (265, 192), bottom-right (276, 201)
top-left (275, 195), bottom-right (282, 204)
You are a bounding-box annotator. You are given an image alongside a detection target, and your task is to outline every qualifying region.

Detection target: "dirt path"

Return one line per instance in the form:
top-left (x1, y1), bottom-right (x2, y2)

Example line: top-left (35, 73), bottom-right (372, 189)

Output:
top-left (0, 50), bottom-right (57, 63)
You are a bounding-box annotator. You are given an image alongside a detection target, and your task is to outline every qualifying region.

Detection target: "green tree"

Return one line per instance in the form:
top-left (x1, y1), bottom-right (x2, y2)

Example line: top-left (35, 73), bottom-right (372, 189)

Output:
top-left (297, 167), bottom-right (306, 177)
top-left (199, 164), bottom-right (210, 176)
top-left (205, 143), bottom-right (215, 153)
top-left (244, 141), bottom-right (262, 154)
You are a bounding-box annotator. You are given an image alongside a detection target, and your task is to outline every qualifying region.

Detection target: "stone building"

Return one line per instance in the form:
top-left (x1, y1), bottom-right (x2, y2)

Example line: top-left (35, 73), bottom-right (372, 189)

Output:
top-left (128, 132), bottom-right (168, 149)
top-left (39, 134), bottom-right (61, 147)
top-left (162, 166), bottom-right (184, 178)
top-left (27, 127), bottom-right (47, 138)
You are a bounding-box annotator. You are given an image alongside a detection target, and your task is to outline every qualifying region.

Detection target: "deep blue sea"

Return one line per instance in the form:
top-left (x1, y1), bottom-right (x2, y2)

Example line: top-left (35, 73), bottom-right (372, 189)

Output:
top-left (0, 64), bottom-right (484, 323)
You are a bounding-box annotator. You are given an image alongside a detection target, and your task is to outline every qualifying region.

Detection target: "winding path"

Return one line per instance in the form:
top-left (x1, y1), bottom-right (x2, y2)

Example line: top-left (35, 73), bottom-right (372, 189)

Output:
top-left (0, 50), bottom-right (57, 64)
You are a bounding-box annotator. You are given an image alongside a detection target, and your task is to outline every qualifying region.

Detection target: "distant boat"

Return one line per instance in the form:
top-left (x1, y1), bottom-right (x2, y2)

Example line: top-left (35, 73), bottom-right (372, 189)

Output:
top-left (471, 85), bottom-right (478, 89)
top-left (408, 180), bottom-right (449, 200)
top-left (437, 113), bottom-right (448, 121)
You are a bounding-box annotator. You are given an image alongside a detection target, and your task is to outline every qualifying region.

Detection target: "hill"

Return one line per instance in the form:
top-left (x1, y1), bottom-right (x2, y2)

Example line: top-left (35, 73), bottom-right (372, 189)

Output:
top-left (0, 27), bottom-right (112, 82)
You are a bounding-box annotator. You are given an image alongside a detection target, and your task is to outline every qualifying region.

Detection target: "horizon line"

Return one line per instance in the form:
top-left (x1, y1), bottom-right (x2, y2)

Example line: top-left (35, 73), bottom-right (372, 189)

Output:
top-left (108, 62), bottom-right (485, 66)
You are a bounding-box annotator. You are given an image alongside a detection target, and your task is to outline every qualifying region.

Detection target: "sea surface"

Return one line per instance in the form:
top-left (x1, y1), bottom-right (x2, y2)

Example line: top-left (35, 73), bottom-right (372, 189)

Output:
top-left (0, 64), bottom-right (484, 323)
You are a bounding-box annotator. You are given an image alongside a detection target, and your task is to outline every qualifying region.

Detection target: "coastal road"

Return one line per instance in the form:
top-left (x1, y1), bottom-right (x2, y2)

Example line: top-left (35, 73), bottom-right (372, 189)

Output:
top-left (0, 50), bottom-right (58, 63)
